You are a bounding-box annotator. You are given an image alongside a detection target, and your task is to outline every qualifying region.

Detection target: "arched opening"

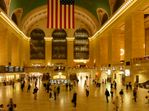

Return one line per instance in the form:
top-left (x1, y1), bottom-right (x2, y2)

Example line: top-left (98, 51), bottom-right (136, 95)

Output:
top-left (30, 28), bottom-right (45, 59)
top-left (97, 8), bottom-right (109, 27)
top-left (52, 29), bottom-right (67, 59)
top-left (12, 13), bottom-right (18, 25)
top-left (113, 0), bottom-right (125, 14)
top-left (109, 0), bottom-right (125, 14)
top-left (74, 28), bottom-right (89, 60)
top-left (0, 0), bottom-right (7, 13)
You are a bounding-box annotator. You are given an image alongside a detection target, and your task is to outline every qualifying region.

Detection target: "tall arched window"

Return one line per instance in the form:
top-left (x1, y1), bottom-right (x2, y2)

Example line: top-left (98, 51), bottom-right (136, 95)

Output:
top-left (74, 28), bottom-right (89, 59)
top-left (97, 8), bottom-right (109, 27)
top-left (0, 0), bottom-right (7, 13)
top-left (52, 29), bottom-right (67, 59)
top-left (113, 0), bottom-right (125, 13)
top-left (12, 13), bottom-right (18, 25)
top-left (30, 28), bottom-right (45, 59)
top-left (109, 0), bottom-right (125, 14)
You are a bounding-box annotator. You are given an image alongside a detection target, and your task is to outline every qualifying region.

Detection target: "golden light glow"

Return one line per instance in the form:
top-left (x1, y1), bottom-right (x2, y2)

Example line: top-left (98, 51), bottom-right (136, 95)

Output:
top-left (0, 9), bottom-right (29, 40)
top-left (91, 0), bottom-right (138, 40)
top-left (120, 48), bottom-right (125, 56)
top-left (44, 37), bottom-right (53, 41)
top-left (66, 37), bottom-right (75, 41)
top-left (73, 59), bottom-right (89, 63)
top-left (53, 74), bottom-right (66, 79)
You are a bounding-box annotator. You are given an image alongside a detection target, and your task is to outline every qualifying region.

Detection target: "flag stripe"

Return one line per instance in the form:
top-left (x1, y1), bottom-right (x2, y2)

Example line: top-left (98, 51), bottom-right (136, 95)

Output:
top-left (68, 5), bottom-right (70, 28)
top-left (55, 0), bottom-right (58, 28)
top-left (57, 1), bottom-right (60, 29)
top-left (64, 5), bottom-right (66, 28)
top-left (72, 3), bottom-right (74, 28)
top-left (47, 0), bottom-right (49, 28)
top-left (47, 0), bottom-right (75, 29)
top-left (66, 5), bottom-right (69, 29)
top-left (53, 0), bottom-right (56, 28)
top-left (60, 2), bottom-right (62, 29)
top-left (51, 0), bottom-right (53, 28)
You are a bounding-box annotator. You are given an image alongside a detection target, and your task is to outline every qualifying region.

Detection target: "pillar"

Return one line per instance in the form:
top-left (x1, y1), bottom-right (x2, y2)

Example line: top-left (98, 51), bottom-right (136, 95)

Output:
top-left (100, 36), bottom-right (109, 65)
top-left (111, 29), bottom-right (124, 64)
top-left (125, 11), bottom-right (145, 60)
top-left (0, 26), bottom-right (8, 65)
top-left (45, 37), bottom-right (52, 65)
top-left (67, 38), bottom-right (74, 67)
top-left (125, 11), bottom-right (145, 83)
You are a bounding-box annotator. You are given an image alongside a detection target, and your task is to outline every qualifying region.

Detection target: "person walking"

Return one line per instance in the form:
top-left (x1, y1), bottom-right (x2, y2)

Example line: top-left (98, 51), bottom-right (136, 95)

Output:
top-left (85, 85), bottom-right (90, 97)
top-left (27, 83), bottom-right (31, 92)
top-left (33, 86), bottom-right (39, 100)
top-left (119, 89), bottom-right (124, 103)
top-left (49, 87), bottom-right (53, 100)
top-left (21, 80), bottom-right (25, 91)
top-left (114, 81), bottom-right (117, 90)
top-left (71, 89), bottom-right (77, 107)
top-left (0, 104), bottom-right (5, 111)
top-left (113, 96), bottom-right (119, 111)
top-left (105, 88), bottom-right (110, 103)
top-left (110, 88), bottom-right (114, 100)
top-left (133, 87), bottom-right (137, 102)
top-left (53, 86), bottom-right (57, 100)
top-left (145, 91), bottom-right (149, 104)
top-left (7, 98), bottom-right (16, 111)
top-left (57, 85), bottom-right (60, 95)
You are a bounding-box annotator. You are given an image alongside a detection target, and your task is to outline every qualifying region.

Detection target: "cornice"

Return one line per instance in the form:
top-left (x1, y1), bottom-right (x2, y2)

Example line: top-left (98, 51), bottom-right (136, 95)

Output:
top-left (21, 5), bottom-right (99, 36)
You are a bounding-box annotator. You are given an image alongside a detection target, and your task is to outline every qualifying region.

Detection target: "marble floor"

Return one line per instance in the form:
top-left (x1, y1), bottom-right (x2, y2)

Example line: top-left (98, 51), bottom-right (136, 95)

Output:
top-left (0, 79), bottom-right (149, 111)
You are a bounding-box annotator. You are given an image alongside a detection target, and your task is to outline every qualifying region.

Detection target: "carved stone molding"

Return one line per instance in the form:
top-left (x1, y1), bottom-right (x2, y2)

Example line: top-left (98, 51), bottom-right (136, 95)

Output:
top-left (21, 5), bottom-right (99, 36)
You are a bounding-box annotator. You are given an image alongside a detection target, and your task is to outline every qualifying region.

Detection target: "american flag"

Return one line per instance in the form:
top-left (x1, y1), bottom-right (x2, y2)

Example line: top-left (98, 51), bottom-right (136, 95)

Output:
top-left (47, 0), bottom-right (75, 29)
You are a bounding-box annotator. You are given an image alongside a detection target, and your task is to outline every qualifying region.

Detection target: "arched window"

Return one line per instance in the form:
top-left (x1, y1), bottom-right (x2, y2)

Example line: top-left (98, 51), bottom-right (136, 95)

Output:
top-left (109, 0), bottom-right (125, 14)
top-left (0, 0), bottom-right (7, 13)
top-left (101, 13), bottom-right (108, 25)
top-left (97, 8), bottom-right (109, 27)
top-left (74, 28), bottom-right (89, 59)
top-left (12, 13), bottom-right (18, 25)
top-left (113, 0), bottom-right (125, 13)
top-left (52, 29), bottom-right (67, 59)
top-left (30, 28), bottom-right (45, 59)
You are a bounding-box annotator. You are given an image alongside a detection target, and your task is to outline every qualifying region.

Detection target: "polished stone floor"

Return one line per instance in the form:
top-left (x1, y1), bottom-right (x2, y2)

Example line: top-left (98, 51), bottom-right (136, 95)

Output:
top-left (0, 79), bottom-right (149, 111)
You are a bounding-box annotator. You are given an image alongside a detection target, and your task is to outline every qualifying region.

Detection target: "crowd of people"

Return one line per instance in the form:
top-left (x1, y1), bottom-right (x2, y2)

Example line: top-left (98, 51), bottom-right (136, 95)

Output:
top-left (0, 76), bottom-right (149, 111)
top-left (0, 98), bottom-right (16, 111)
top-left (103, 80), bottom-right (149, 111)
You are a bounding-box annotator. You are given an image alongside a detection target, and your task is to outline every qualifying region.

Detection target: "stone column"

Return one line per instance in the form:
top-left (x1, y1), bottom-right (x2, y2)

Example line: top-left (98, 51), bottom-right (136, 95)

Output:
top-left (125, 11), bottom-right (145, 60)
top-left (0, 26), bottom-right (8, 65)
top-left (111, 29), bottom-right (124, 64)
top-left (11, 36), bottom-right (22, 66)
top-left (100, 36), bottom-right (108, 65)
top-left (23, 38), bottom-right (30, 66)
top-left (67, 38), bottom-right (74, 67)
top-left (19, 37), bottom-right (25, 66)
top-left (45, 37), bottom-right (52, 65)
top-left (125, 11), bottom-right (145, 83)
top-left (108, 33), bottom-right (112, 66)
top-left (145, 28), bottom-right (149, 55)
top-left (88, 38), bottom-right (95, 67)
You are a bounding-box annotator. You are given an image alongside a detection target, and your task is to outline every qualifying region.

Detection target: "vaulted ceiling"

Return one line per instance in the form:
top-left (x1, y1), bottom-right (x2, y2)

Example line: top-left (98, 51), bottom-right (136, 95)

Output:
top-left (9, 0), bottom-right (116, 37)
top-left (1, 0), bottom-right (149, 38)
top-left (9, 0), bottom-right (111, 18)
